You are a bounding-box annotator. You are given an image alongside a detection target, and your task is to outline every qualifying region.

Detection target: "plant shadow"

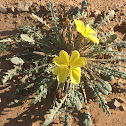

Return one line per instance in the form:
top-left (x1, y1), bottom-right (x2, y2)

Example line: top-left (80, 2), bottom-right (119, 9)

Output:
top-left (0, 81), bottom-right (54, 126)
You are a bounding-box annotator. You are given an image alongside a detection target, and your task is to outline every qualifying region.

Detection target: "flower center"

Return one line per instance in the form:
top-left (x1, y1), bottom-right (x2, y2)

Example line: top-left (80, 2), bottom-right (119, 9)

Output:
top-left (68, 65), bottom-right (71, 69)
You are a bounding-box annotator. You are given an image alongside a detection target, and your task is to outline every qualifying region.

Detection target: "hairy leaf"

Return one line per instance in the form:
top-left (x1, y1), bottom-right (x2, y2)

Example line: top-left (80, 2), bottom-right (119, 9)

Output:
top-left (11, 57), bottom-right (24, 65)
top-left (83, 110), bottom-right (92, 126)
top-left (20, 34), bottom-right (35, 43)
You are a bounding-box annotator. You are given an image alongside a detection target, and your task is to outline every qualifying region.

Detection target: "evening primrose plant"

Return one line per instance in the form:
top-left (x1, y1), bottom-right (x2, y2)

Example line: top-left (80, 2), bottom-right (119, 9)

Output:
top-left (1, 0), bottom-right (126, 126)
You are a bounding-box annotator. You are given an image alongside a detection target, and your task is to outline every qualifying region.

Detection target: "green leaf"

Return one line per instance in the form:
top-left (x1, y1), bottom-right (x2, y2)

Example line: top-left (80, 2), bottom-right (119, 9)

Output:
top-left (102, 81), bottom-right (112, 92)
top-left (43, 118), bottom-right (53, 126)
top-left (83, 110), bottom-right (92, 126)
top-left (32, 13), bottom-right (50, 28)
top-left (104, 34), bottom-right (117, 44)
top-left (97, 77), bottom-right (112, 92)
top-left (95, 83), bottom-right (109, 95)
top-left (20, 34), bottom-right (35, 43)
top-left (74, 96), bottom-right (83, 111)
top-left (68, 90), bottom-right (84, 111)
top-left (0, 38), bottom-right (13, 43)
top-left (109, 10), bottom-right (115, 17)
top-left (11, 57), bottom-right (24, 65)
top-left (43, 95), bottom-right (67, 125)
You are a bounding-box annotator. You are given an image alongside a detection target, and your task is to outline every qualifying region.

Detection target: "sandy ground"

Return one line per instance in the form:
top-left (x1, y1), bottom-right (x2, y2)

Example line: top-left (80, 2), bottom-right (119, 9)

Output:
top-left (0, 0), bottom-right (126, 126)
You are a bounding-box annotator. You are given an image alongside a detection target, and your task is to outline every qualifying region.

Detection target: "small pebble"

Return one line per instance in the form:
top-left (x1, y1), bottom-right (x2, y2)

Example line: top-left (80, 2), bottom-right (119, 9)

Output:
top-left (90, 9), bottom-right (101, 17)
top-left (0, 4), bottom-right (7, 13)
top-left (17, 1), bottom-right (32, 12)
top-left (94, 10), bottom-right (101, 17)
top-left (114, 99), bottom-right (121, 108)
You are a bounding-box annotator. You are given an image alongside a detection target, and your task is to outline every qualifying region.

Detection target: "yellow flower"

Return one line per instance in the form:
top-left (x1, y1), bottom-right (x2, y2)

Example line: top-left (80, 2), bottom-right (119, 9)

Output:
top-left (52, 50), bottom-right (87, 84)
top-left (74, 20), bottom-right (99, 44)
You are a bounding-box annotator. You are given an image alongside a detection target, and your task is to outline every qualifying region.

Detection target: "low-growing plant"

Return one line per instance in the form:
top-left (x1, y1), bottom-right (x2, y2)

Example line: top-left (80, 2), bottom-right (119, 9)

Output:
top-left (0, 38), bottom-right (13, 53)
top-left (0, 43), bottom-right (6, 53)
top-left (1, 0), bottom-right (126, 125)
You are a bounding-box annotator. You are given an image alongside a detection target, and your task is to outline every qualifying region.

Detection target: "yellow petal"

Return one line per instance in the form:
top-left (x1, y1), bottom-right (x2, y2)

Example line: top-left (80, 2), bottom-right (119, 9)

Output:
top-left (53, 57), bottom-right (66, 66)
top-left (74, 20), bottom-right (85, 33)
top-left (81, 32), bottom-right (88, 38)
top-left (88, 34), bottom-right (99, 44)
top-left (70, 50), bottom-right (80, 65)
top-left (52, 66), bottom-right (69, 83)
top-left (59, 50), bottom-right (69, 65)
top-left (71, 57), bottom-right (87, 67)
top-left (86, 24), bottom-right (97, 34)
top-left (70, 67), bottom-right (81, 84)
top-left (70, 50), bottom-right (87, 67)
top-left (53, 50), bottom-right (69, 66)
